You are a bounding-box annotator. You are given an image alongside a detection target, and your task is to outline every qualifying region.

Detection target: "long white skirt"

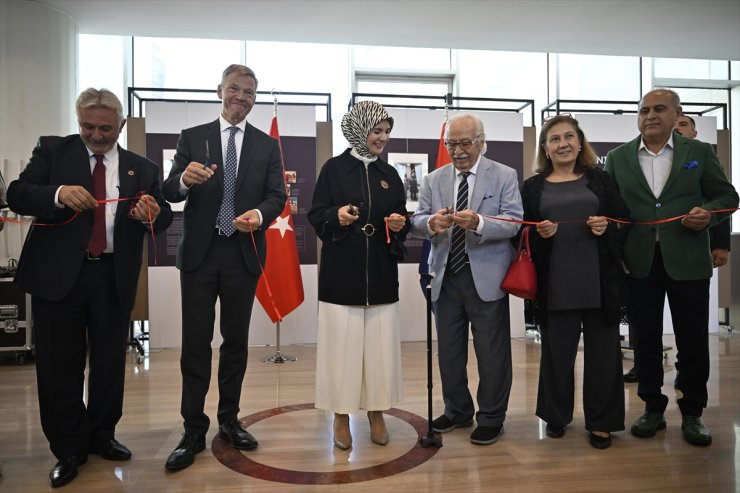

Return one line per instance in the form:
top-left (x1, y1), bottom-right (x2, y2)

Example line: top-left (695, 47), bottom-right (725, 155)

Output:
top-left (314, 301), bottom-right (403, 413)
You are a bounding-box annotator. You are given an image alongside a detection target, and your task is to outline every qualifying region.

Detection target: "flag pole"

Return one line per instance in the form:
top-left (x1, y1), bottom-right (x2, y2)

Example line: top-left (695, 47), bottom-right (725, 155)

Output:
top-left (261, 90), bottom-right (297, 364)
top-left (262, 320), bottom-right (297, 363)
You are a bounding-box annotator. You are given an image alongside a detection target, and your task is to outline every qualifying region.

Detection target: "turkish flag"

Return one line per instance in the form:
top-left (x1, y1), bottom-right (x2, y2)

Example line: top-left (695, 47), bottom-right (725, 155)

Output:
top-left (418, 120), bottom-right (451, 290)
top-left (255, 116), bottom-right (304, 322)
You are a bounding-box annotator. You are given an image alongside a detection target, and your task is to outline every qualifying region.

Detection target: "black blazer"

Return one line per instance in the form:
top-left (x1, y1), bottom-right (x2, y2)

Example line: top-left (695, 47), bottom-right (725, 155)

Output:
top-left (7, 135), bottom-right (173, 313)
top-left (162, 119), bottom-right (286, 275)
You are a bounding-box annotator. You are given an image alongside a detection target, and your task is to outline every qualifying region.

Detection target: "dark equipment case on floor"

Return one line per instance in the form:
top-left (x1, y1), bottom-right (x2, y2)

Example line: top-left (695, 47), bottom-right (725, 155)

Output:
top-left (0, 274), bottom-right (33, 364)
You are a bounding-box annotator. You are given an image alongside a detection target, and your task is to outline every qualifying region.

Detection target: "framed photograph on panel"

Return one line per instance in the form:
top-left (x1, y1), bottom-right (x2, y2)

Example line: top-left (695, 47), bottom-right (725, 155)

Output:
top-left (388, 152), bottom-right (428, 212)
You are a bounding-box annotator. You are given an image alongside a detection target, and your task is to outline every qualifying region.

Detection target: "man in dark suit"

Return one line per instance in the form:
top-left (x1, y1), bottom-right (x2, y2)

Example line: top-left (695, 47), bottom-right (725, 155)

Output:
top-left (411, 113), bottom-right (522, 446)
top-left (604, 89), bottom-right (738, 447)
top-left (162, 64), bottom-right (286, 471)
top-left (7, 88), bottom-right (173, 488)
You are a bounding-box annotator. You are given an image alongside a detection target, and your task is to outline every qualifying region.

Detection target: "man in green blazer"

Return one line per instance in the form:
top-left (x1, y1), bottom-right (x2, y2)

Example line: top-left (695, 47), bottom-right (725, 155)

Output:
top-left (604, 89), bottom-right (738, 447)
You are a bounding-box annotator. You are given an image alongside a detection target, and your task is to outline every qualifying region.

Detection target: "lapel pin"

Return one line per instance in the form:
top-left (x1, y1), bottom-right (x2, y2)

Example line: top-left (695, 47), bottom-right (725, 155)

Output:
top-left (380, 179), bottom-right (389, 189)
top-left (128, 170), bottom-right (135, 176)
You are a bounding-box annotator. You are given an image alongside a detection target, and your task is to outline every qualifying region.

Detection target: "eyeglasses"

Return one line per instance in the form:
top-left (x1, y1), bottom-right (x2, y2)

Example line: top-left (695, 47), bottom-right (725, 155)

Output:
top-left (543, 112), bottom-right (573, 123)
top-left (445, 134), bottom-right (483, 150)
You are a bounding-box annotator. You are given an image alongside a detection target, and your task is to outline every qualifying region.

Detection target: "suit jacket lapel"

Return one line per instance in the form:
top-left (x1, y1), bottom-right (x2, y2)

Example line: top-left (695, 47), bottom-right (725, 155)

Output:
top-left (207, 120), bottom-right (224, 189)
top-left (72, 137), bottom-right (94, 192)
top-left (469, 158), bottom-right (492, 211)
top-left (116, 146), bottom-right (138, 224)
top-left (440, 164), bottom-right (455, 212)
top-left (661, 135), bottom-right (690, 198)
top-left (236, 122), bottom-right (257, 190)
top-left (625, 136), bottom-right (655, 198)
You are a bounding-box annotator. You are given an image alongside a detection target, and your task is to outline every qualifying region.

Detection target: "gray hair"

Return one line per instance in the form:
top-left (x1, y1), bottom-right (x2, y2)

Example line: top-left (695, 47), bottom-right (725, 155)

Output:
top-left (640, 88), bottom-right (681, 109)
top-left (221, 64), bottom-right (259, 88)
top-left (75, 88), bottom-right (125, 123)
top-left (447, 112), bottom-right (486, 140)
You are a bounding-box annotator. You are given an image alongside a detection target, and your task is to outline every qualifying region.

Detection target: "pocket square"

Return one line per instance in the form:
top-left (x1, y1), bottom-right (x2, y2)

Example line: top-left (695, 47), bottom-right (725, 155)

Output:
top-left (682, 160), bottom-right (699, 170)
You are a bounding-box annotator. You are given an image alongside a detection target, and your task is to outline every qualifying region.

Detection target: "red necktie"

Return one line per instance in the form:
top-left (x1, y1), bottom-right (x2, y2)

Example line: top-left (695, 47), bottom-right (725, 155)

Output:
top-left (87, 154), bottom-right (107, 256)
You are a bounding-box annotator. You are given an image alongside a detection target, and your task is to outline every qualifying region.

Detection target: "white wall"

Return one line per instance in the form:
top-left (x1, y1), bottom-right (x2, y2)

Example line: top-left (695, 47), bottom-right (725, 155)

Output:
top-left (0, 0), bottom-right (78, 262)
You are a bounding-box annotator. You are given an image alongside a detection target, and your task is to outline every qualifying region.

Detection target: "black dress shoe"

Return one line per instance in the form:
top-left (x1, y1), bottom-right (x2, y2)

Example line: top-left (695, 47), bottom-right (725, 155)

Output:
top-left (218, 420), bottom-right (258, 450)
top-left (49, 455), bottom-right (87, 488)
top-left (589, 432), bottom-right (612, 449)
top-left (431, 415), bottom-right (474, 433)
top-left (165, 433), bottom-right (206, 472)
top-left (470, 425), bottom-right (504, 445)
top-left (623, 367), bottom-right (639, 383)
top-left (546, 423), bottom-right (566, 438)
top-left (93, 438), bottom-right (132, 461)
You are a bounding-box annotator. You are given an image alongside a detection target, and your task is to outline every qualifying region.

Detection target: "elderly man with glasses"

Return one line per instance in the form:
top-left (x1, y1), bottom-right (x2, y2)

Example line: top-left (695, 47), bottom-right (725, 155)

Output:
top-left (411, 112), bottom-right (523, 445)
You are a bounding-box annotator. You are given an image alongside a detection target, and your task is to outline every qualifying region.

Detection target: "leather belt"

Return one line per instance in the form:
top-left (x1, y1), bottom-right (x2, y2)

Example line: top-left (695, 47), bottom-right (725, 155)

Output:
top-left (85, 251), bottom-right (113, 261)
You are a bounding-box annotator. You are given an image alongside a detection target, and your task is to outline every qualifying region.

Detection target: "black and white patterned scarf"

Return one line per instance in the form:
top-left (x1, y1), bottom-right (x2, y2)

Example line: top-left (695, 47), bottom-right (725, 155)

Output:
top-left (341, 100), bottom-right (394, 159)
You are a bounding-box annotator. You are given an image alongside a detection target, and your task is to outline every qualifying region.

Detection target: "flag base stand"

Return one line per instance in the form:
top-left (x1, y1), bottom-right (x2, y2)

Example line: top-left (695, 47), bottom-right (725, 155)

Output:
top-left (262, 351), bottom-right (297, 364)
top-left (262, 321), bottom-right (297, 364)
top-left (419, 274), bottom-right (442, 449)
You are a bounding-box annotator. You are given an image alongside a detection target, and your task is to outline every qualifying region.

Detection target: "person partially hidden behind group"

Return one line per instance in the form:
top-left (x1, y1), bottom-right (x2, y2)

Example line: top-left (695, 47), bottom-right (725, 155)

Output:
top-left (520, 115), bottom-right (630, 449)
top-left (308, 100), bottom-right (409, 449)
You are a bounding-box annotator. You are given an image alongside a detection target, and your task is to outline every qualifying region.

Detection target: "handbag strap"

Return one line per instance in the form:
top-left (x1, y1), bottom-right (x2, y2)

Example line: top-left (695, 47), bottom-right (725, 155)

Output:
top-left (517, 225), bottom-right (531, 254)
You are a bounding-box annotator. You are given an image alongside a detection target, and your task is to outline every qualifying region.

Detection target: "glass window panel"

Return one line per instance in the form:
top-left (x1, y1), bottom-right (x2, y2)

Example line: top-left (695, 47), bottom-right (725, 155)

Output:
top-left (557, 54), bottom-right (640, 101)
top-left (79, 34), bottom-right (127, 108)
top-left (458, 50), bottom-right (546, 125)
top-left (353, 45), bottom-right (450, 71)
top-left (654, 58), bottom-right (729, 80)
top-left (133, 37), bottom-right (242, 89)
top-left (246, 40), bottom-right (349, 153)
top-left (670, 87), bottom-right (729, 130)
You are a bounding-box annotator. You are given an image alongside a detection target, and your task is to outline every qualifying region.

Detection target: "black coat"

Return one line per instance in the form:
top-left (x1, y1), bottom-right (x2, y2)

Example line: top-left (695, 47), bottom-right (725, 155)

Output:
top-left (309, 149), bottom-right (409, 305)
top-left (520, 168), bottom-right (631, 325)
top-left (8, 135), bottom-right (173, 313)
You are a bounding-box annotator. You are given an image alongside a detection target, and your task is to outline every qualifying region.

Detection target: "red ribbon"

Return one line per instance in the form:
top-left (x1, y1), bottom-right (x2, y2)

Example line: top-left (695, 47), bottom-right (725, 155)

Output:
top-left (1, 196), bottom-right (158, 264)
top-left (246, 223), bottom-right (282, 321)
top-left (385, 207), bottom-right (739, 243)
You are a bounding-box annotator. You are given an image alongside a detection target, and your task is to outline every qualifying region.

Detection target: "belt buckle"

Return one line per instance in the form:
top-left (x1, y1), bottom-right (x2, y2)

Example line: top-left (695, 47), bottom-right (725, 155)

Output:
top-left (360, 224), bottom-right (375, 237)
top-left (86, 251), bottom-right (101, 260)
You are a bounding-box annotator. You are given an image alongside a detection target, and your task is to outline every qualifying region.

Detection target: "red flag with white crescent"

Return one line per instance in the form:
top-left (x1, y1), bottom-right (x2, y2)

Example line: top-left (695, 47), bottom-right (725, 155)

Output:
top-left (255, 116), bottom-right (304, 322)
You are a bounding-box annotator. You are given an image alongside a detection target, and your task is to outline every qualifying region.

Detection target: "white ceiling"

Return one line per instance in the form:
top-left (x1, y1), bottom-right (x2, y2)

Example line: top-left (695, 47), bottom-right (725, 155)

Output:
top-left (33, 0), bottom-right (740, 61)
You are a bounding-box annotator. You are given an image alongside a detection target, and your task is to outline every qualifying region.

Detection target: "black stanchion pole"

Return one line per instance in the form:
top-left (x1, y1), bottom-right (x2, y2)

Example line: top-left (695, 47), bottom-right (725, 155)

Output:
top-left (420, 275), bottom-right (442, 448)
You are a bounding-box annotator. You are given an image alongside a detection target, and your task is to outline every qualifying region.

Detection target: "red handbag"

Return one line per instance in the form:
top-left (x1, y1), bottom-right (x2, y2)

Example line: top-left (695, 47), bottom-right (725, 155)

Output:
top-left (501, 226), bottom-right (537, 300)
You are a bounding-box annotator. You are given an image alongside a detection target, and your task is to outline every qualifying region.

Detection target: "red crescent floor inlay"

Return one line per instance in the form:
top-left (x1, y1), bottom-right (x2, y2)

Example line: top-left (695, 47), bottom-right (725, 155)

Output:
top-left (211, 403), bottom-right (442, 484)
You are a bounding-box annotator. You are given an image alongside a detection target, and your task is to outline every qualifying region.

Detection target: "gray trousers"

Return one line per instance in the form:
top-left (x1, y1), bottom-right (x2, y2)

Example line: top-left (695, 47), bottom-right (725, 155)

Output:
top-left (434, 264), bottom-right (512, 427)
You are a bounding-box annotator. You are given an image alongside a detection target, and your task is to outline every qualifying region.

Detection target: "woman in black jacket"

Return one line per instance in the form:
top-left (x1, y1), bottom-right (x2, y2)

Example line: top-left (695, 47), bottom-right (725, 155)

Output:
top-left (521, 115), bottom-right (630, 449)
top-left (308, 101), bottom-right (409, 450)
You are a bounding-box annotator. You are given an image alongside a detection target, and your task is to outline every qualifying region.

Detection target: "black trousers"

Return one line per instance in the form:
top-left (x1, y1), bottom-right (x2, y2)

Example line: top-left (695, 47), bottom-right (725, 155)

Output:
top-left (627, 246), bottom-right (710, 416)
top-left (179, 232), bottom-right (258, 435)
top-left (33, 257), bottom-right (129, 459)
top-left (536, 308), bottom-right (625, 432)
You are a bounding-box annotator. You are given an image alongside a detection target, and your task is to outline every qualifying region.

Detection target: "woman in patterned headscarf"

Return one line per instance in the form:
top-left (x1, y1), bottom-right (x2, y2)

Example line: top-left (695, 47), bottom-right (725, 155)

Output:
top-left (308, 101), bottom-right (409, 450)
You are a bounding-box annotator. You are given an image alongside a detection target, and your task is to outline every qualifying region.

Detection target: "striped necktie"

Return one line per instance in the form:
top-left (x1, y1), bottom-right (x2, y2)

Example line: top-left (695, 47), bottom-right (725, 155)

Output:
top-left (448, 171), bottom-right (470, 273)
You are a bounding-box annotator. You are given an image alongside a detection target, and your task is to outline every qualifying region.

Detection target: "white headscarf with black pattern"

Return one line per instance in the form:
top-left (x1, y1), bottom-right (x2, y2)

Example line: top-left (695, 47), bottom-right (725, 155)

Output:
top-left (341, 100), bottom-right (394, 160)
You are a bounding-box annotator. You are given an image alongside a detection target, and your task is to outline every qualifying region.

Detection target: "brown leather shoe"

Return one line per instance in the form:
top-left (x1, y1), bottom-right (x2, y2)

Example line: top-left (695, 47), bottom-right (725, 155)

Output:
top-left (333, 413), bottom-right (352, 450)
top-left (367, 411), bottom-right (389, 445)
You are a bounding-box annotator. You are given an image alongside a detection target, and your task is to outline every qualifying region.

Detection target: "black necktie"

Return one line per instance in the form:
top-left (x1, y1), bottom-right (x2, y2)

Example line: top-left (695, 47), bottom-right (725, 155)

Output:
top-left (448, 172), bottom-right (470, 273)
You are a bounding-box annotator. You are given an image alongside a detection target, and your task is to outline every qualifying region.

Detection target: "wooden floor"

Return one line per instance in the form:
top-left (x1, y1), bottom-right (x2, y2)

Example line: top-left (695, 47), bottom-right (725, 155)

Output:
top-left (0, 330), bottom-right (738, 492)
